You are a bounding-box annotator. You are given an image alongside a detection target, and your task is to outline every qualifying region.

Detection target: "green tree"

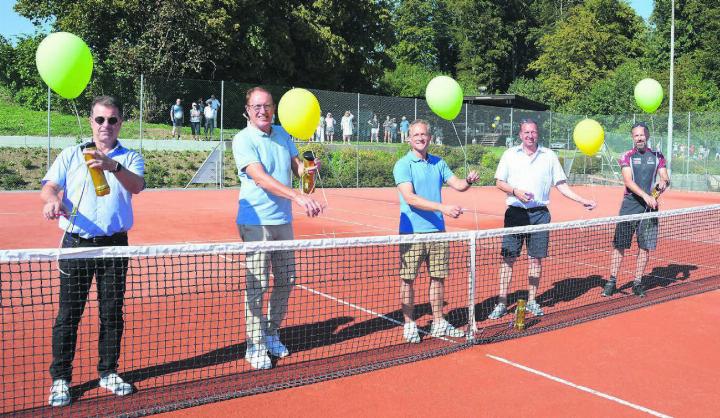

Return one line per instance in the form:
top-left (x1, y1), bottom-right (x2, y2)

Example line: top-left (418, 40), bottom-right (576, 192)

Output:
top-left (380, 62), bottom-right (436, 97)
top-left (529, 0), bottom-right (645, 109)
top-left (571, 60), bottom-right (648, 115)
top-left (14, 0), bottom-right (395, 96)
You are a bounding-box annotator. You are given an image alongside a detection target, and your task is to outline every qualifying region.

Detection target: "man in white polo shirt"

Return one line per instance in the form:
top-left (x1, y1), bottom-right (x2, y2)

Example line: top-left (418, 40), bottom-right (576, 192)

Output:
top-left (488, 119), bottom-right (596, 320)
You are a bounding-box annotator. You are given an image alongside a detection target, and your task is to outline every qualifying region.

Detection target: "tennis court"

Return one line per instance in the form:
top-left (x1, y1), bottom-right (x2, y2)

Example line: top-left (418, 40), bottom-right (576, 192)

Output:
top-left (2, 185), bottom-right (720, 417)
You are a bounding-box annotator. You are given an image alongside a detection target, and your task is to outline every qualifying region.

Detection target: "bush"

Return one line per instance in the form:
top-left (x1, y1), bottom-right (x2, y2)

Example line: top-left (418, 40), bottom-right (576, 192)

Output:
top-left (20, 157), bottom-right (34, 169)
top-left (0, 171), bottom-right (26, 189)
top-left (145, 160), bottom-right (171, 188)
top-left (481, 152), bottom-right (500, 169)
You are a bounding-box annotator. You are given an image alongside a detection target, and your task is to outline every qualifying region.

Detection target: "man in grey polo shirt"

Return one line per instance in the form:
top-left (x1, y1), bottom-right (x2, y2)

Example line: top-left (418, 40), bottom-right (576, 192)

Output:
top-left (488, 119), bottom-right (595, 320)
top-left (393, 119), bottom-right (479, 343)
top-left (233, 86), bottom-right (324, 370)
top-left (41, 96), bottom-right (145, 407)
top-left (602, 122), bottom-right (670, 298)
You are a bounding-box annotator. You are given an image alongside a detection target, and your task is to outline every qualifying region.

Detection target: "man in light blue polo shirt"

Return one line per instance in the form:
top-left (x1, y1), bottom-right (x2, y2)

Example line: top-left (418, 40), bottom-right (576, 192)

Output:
top-left (41, 96), bottom-right (145, 407)
top-left (233, 86), bottom-right (323, 370)
top-left (488, 118), bottom-right (595, 320)
top-left (393, 119), bottom-right (479, 343)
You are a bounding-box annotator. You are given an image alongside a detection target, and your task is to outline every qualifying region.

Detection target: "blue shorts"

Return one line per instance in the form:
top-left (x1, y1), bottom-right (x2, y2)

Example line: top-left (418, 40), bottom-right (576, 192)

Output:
top-left (501, 206), bottom-right (551, 259)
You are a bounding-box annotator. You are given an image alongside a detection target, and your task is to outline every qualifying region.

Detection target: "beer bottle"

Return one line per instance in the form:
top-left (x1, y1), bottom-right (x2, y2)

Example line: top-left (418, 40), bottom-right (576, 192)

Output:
top-left (82, 142), bottom-right (110, 196)
top-left (302, 151), bottom-right (316, 194)
top-left (514, 299), bottom-right (526, 331)
top-left (651, 184), bottom-right (661, 199)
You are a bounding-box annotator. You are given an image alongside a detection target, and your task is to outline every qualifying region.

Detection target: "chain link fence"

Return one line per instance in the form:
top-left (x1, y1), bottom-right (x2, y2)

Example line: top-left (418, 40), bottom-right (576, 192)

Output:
top-left (7, 75), bottom-right (720, 191)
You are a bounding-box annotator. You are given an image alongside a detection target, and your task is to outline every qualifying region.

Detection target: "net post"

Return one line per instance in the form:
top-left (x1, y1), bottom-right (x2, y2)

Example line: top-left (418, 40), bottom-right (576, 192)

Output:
top-left (467, 236), bottom-right (477, 341)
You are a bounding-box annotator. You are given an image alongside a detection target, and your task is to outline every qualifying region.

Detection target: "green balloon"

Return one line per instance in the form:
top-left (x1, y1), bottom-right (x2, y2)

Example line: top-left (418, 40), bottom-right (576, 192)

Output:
top-left (634, 78), bottom-right (663, 113)
top-left (426, 75), bottom-right (463, 121)
top-left (36, 32), bottom-right (93, 99)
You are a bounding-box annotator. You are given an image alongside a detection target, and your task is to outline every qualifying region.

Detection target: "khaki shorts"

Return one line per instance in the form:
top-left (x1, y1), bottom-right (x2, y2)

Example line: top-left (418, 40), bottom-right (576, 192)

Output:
top-left (399, 241), bottom-right (449, 280)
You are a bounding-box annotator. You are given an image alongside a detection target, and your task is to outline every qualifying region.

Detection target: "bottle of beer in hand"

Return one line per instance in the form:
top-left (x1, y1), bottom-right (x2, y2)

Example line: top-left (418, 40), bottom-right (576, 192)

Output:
top-left (82, 142), bottom-right (110, 196)
top-left (302, 151), bottom-right (316, 194)
top-left (651, 184), bottom-right (661, 199)
top-left (514, 299), bottom-right (526, 331)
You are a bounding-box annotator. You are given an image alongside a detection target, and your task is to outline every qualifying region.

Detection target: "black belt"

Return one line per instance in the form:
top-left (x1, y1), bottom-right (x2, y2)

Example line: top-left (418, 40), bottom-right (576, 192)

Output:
top-left (508, 205), bottom-right (548, 213)
top-left (67, 232), bottom-right (127, 245)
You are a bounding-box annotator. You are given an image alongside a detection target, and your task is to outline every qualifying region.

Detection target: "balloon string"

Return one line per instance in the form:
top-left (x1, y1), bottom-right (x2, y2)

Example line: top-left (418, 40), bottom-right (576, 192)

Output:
top-left (450, 122), bottom-right (479, 230)
top-left (57, 100), bottom-right (90, 275)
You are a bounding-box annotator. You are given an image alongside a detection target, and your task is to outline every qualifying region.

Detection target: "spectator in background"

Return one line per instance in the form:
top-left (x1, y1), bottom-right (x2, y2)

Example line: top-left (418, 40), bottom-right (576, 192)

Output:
top-left (204, 101), bottom-right (216, 140)
top-left (315, 115), bottom-right (325, 142)
top-left (42, 96), bottom-right (145, 406)
top-left (325, 113), bottom-right (336, 143)
top-left (341, 111), bottom-right (354, 144)
top-left (383, 116), bottom-right (392, 143)
top-left (399, 116), bottom-right (409, 142)
top-left (368, 113), bottom-right (380, 142)
top-left (170, 98), bottom-right (183, 140)
top-left (390, 118), bottom-right (398, 143)
top-left (232, 87), bottom-right (324, 369)
top-left (715, 144), bottom-right (720, 160)
top-left (209, 94), bottom-right (221, 125)
top-left (189, 103), bottom-right (202, 140)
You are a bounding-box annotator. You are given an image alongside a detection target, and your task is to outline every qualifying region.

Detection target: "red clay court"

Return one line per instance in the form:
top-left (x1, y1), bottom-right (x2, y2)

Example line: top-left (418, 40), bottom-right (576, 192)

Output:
top-left (2, 185), bottom-right (720, 417)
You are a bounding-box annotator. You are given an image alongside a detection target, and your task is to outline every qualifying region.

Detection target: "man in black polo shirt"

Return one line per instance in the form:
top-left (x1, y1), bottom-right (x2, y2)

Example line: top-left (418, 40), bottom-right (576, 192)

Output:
top-left (603, 122), bottom-right (670, 298)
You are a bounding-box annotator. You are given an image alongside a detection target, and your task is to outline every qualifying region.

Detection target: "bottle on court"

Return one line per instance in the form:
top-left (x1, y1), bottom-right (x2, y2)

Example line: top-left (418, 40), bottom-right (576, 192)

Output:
top-left (514, 299), bottom-right (526, 331)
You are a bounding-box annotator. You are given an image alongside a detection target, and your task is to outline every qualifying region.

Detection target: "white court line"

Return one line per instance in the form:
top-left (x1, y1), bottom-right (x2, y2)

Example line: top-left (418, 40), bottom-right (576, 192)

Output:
top-left (217, 254), bottom-right (460, 344)
top-left (486, 354), bottom-right (673, 418)
top-left (295, 284), bottom-right (456, 343)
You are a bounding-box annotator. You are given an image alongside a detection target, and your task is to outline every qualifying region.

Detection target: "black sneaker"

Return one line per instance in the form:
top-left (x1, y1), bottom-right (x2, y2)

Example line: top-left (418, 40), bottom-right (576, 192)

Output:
top-left (632, 283), bottom-right (646, 297)
top-left (601, 280), bottom-right (616, 297)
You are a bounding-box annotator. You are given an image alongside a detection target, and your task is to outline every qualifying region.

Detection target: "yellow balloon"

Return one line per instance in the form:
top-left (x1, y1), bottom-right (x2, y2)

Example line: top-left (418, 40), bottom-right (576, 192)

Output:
top-left (573, 119), bottom-right (605, 156)
top-left (277, 88), bottom-right (321, 140)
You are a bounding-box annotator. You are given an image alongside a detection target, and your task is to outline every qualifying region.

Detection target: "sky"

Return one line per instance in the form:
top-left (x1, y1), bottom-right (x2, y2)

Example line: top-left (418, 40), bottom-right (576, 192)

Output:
top-left (629, 0), bottom-right (654, 21)
top-left (0, 0), bottom-right (655, 42)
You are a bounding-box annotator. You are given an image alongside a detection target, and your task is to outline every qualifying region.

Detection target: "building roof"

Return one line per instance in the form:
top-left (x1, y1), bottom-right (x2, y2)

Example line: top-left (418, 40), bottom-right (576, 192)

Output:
top-left (463, 94), bottom-right (549, 111)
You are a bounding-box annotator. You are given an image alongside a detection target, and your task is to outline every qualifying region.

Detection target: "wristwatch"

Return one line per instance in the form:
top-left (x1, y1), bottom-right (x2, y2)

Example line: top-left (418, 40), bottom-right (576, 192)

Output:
top-left (111, 161), bottom-right (123, 173)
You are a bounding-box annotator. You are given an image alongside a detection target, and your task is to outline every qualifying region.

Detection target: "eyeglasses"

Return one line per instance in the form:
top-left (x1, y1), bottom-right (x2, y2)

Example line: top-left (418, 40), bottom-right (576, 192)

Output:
top-left (94, 116), bottom-right (119, 125)
top-left (246, 104), bottom-right (274, 112)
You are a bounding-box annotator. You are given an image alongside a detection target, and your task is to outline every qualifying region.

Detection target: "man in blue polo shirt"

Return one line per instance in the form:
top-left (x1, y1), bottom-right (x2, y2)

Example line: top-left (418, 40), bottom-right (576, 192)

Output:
top-left (233, 86), bottom-right (324, 370)
top-left (393, 119), bottom-right (479, 343)
top-left (41, 96), bottom-right (145, 407)
top-left (488, 119), bottom-right (595, 320)
top-left (602, 122), bottom-right (670, 298)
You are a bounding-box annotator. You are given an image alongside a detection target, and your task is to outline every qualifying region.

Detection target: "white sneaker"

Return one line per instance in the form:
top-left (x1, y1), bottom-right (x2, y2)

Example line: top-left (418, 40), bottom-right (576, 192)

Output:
top-left (99, 373), bottom-right (133, 396)
top-left (488, 303), bottom-right (508, 320)
top-left (48, 379), bottom-right (71, 407)
top-left (266, 334), bottom-right (289, 358)
top-left (403, 321), bottom-right (421, 343)
top-left (430, 319), bottom-right (465, 338)
top-left (245, 344), bottom-right (272, 369)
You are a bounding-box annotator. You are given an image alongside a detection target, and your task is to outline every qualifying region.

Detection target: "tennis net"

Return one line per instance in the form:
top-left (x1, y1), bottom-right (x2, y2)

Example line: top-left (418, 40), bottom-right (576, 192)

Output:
top-left (2, 204), bottom-right (720, 416)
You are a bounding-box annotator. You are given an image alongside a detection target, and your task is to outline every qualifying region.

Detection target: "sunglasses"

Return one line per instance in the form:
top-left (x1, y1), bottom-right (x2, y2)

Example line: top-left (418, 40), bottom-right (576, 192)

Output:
top-left (94, 116), bottom-right (119, 125)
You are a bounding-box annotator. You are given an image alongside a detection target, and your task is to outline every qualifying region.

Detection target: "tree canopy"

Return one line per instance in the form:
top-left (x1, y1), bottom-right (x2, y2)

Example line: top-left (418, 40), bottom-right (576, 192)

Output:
top-left (3, 0), bottom-right (720, 114)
